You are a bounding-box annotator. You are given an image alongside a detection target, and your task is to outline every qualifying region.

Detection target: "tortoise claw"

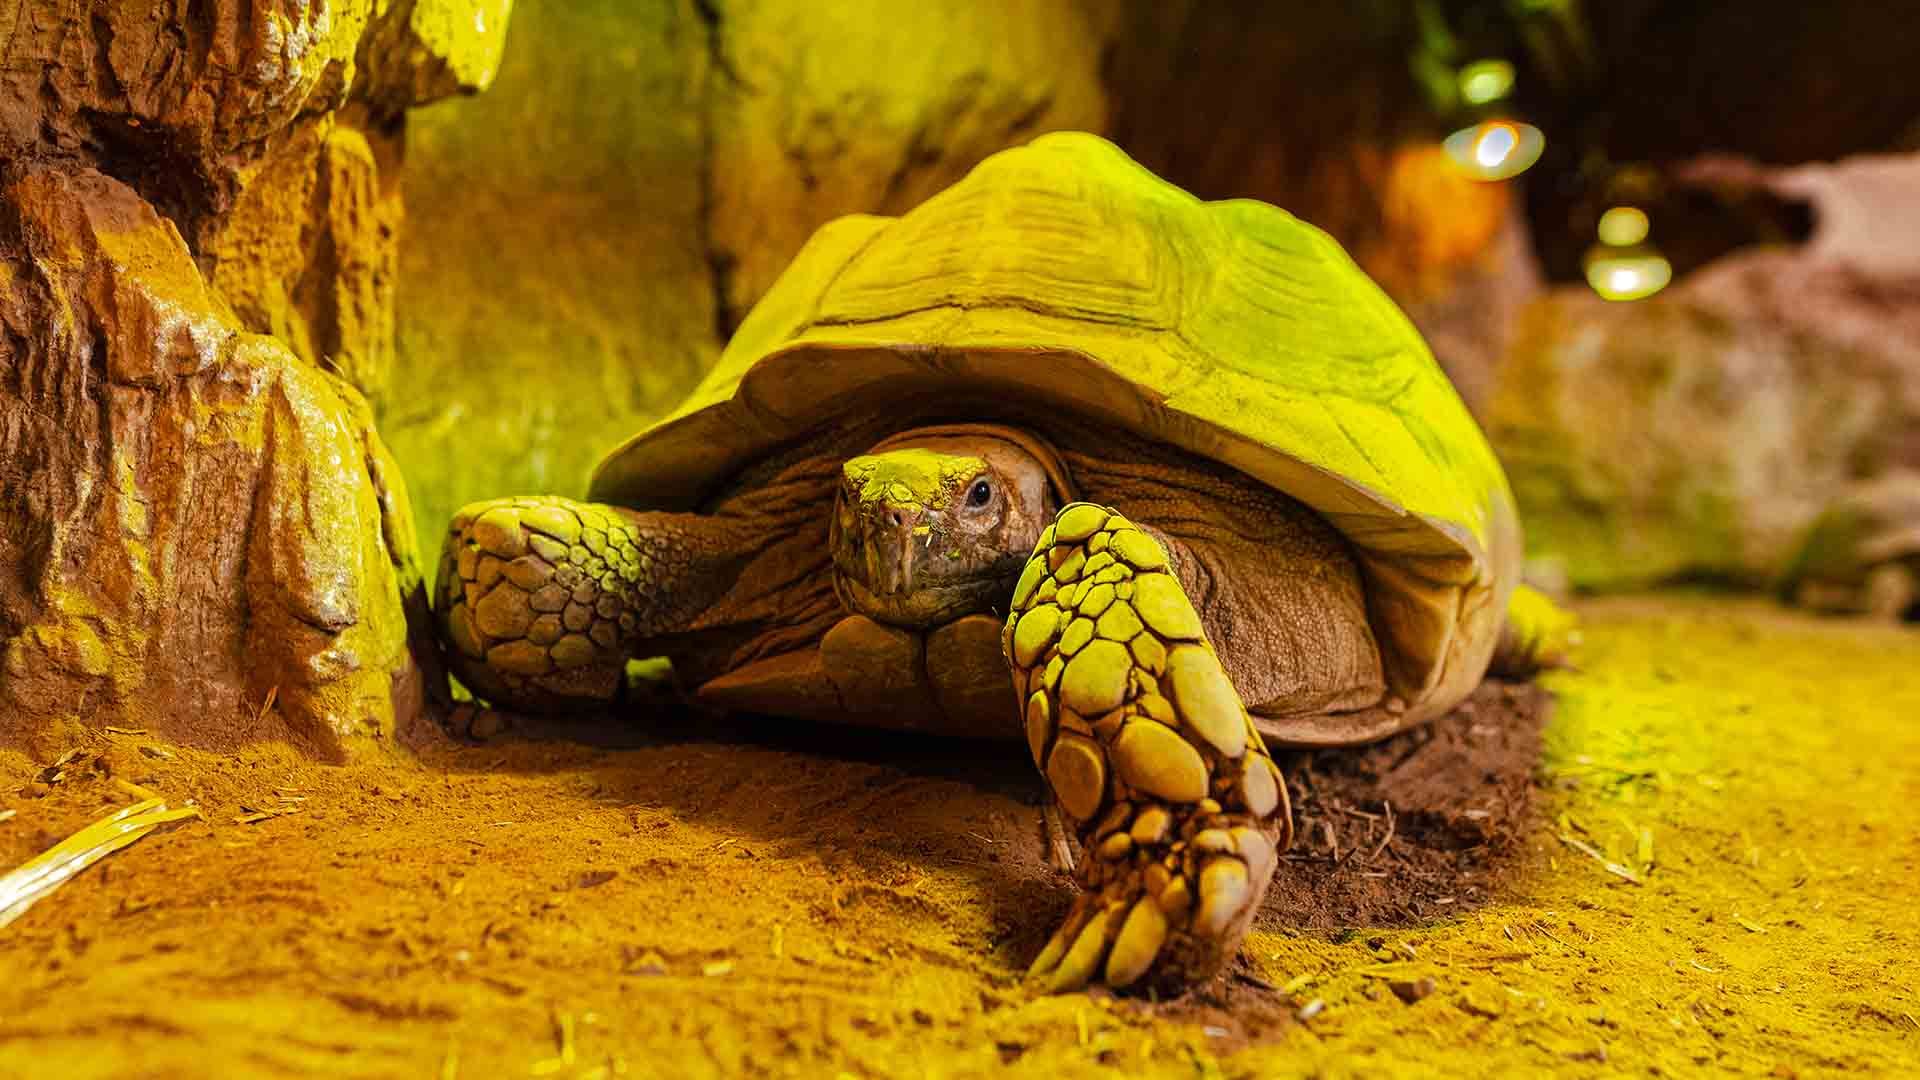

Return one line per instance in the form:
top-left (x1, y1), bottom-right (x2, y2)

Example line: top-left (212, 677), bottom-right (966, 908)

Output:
top-left (442, 702), bottom-right (518, 743)
top-left (1027, 896), bottom-right (1114, 992)
top-left (1007, 502), bottom-right (1291, 994)
top-left (1024, 822), bottom-right (1280, 993)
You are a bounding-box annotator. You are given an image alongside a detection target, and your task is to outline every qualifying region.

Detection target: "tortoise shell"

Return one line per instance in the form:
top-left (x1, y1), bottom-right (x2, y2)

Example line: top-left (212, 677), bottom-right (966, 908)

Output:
top-left (589, 132), bottom-right (1522, 741)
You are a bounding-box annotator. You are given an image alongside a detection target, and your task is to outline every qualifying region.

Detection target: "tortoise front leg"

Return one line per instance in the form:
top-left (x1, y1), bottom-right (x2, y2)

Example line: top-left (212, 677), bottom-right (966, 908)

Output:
top-left (436, 496), bottom-right (735, 714)
top-left (1004, 503), bottom-right (1292, 993)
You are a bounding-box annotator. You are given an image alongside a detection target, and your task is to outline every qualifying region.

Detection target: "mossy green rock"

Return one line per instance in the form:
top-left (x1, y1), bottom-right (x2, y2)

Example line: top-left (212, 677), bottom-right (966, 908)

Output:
top-left (384, 0), bottom-right (722, 569)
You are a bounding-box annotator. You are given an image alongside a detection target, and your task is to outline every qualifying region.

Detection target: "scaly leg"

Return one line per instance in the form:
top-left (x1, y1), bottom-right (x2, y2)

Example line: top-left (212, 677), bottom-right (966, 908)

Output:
top-left (1004, 502), bottom-right (1292, 992)
top-left (1489, 582), bottom-right (1580, 676)
top-left (435, 495), bottom-right (736, 713)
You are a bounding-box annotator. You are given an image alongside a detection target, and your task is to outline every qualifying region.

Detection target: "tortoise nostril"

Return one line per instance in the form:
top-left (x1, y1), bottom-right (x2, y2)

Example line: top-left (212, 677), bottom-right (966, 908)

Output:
top-left (885, 508), bottom-right (907, 529)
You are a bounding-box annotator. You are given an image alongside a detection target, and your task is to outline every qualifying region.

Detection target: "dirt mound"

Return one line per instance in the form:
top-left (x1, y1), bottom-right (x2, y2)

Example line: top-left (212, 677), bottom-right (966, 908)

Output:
top-left (1267, 679), bottom-right (1548, 930)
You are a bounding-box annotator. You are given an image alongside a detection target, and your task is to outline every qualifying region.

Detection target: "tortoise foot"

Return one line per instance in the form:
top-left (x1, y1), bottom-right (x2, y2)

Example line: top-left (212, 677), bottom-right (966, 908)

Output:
top-left (436, 496), bottom-right (641, 712)
top-left (1005, 503), bottom-right (1292, 993)
top-left (1024, 798), bottom-right (1283, 993)
top-left (444, 702), bottom-right (520, 742)
top-left (1864, 563), bottom-right (1919, 622)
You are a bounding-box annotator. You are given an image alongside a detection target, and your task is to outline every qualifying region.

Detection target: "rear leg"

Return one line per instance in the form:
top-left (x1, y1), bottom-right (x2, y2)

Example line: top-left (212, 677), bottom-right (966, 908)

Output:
top-left (1005, 502), bottom-right (1291, 992)
top-left (1490, 583), bottom-right (1580, 676)
top-left (1863, 562), bottom-right (1919, 622)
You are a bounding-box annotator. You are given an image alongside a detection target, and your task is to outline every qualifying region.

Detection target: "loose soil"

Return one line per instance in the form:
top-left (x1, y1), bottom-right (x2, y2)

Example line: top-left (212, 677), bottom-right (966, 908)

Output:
top-left (0, 598), bottom-right (1915, 1078)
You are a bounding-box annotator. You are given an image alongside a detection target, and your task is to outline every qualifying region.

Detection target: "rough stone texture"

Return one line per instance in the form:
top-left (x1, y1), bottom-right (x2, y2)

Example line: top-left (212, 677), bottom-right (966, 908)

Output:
top-left (198, 115), bottom-right (404, 400)
top-left (192, 0), bottom-right (509, 400)
top-left (358, 0), bottom-right (513, 112)
top-left (0, 0), bottom-right (511, 755)
top-left (0, 169), bottom-right (423, 757)
top-left (704, 0), bottom-right (1114, 332)
top-left (1485, 154), bottom-right (1920, 590)
top-left (0, 1), bottom-right (374, 232)
top-left (384, 0), bottom-right (718, 569)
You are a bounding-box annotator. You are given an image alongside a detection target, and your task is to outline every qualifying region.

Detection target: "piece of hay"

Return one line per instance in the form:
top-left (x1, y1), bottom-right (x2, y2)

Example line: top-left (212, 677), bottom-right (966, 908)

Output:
top-left (0, 798), bottom-right (200, 929)
top-left (1555, 831), bottom-right (1645, 886)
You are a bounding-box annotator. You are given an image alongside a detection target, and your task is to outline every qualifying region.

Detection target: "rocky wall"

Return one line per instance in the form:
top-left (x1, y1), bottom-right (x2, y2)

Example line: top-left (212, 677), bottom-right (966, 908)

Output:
top-left (1485, 155), bottom-right (1920, 591)
top-left (0, 0), bottom-right (512, 757)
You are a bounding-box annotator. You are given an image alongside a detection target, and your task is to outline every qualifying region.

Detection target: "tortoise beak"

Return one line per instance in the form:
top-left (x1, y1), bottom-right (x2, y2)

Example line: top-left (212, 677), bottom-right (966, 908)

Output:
top-left (863, 501), bottom-right (927, 596)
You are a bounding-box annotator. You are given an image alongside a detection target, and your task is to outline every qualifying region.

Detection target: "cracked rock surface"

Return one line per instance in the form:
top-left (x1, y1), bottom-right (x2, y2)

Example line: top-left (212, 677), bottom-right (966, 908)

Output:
top-left (1, 0), bottom-right (511, 755)
top-left (0, 168), bottom-right (425, 756)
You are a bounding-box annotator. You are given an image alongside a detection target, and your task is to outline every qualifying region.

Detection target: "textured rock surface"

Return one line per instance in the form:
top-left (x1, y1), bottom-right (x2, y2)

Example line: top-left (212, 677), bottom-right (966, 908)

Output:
top-left (359, 0), bottom-right (514, 112)
top-left (385, 0), bottom-right (719, 570)
top-left (1486, 155), bottom-right (1920, 590)
top-left (0, 1), bottom-right (373, 230)
top-left (0, 170), bottom-right (424, 757)
top-left (0, 0), bottom-right (511, 754)
top-left (198, 116), bottom-right (404, 400)
top-left (704, 0), bottom-right (1113, 332)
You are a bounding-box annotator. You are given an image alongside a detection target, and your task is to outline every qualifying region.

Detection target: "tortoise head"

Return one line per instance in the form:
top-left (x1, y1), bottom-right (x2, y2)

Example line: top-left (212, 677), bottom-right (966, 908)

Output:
top-left (831, 431), bottom-right (1062, 628)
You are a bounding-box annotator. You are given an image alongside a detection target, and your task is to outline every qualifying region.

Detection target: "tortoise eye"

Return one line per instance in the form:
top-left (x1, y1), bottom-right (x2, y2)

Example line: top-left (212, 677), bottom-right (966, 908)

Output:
top-left (966, 478), bottom-right (993, 508)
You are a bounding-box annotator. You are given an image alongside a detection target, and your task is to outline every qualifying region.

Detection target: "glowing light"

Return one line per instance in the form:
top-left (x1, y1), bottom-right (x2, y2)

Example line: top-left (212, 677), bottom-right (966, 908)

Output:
top-left (1475, 125), bottom-right (1515, 167)
top-left (1597, 206), bottom-right (1650, 246)
top-left (1584, 249), bottom-right (1672, 301)
top-left (1458, 60), bottom-right (1516, 106)
top-left (1443, 120), bottom-right (1544, 181)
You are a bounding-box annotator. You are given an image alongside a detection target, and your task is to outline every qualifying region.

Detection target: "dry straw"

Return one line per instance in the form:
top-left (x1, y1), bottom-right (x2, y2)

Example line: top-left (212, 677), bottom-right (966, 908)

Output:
top-left (0, 798), bottom-right (200, 929)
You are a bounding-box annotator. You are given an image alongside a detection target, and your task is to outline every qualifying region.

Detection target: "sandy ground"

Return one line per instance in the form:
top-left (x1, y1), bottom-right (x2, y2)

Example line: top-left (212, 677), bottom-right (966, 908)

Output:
top-left (0, 596), bottom-right (1915, 1078)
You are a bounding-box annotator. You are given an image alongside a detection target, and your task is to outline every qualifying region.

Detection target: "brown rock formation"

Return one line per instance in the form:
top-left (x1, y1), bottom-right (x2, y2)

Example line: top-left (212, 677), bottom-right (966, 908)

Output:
top-left (0, 1), bottom-right (371, 230)
top-left (198, 116), bottom-right (404, 401)
top-left (0, 0), bottom-right (512, 756)
top-left (703, 0), bottom-right (1114, 332)
top-left (1486, 154), bottom-right (1920, 590)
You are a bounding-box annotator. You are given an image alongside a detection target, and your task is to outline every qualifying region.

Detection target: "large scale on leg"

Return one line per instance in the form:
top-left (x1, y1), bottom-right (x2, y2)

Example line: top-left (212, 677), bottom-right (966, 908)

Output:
top-left (1006, 502), bottom-right (1292, 991)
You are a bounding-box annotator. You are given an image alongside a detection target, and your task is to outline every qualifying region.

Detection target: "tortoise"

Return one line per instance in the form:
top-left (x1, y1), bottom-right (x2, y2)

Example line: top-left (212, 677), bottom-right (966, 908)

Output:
top-left (433, 132), bottom-right (1559, 993)
top-left (1777, 469), bottom-right (1920, 622)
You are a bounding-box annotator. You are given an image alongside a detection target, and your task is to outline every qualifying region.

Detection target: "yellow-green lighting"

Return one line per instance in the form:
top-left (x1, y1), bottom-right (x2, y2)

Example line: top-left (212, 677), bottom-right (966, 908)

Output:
top-left (1584, 249), bottom-right (1672, 301)
top-left (1597, 206), bottom-right (1650, 246)
top-left (1458, 59), bottom-right (1516, 106)
top-left (1442, 120), bottom-right (1544, 181)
